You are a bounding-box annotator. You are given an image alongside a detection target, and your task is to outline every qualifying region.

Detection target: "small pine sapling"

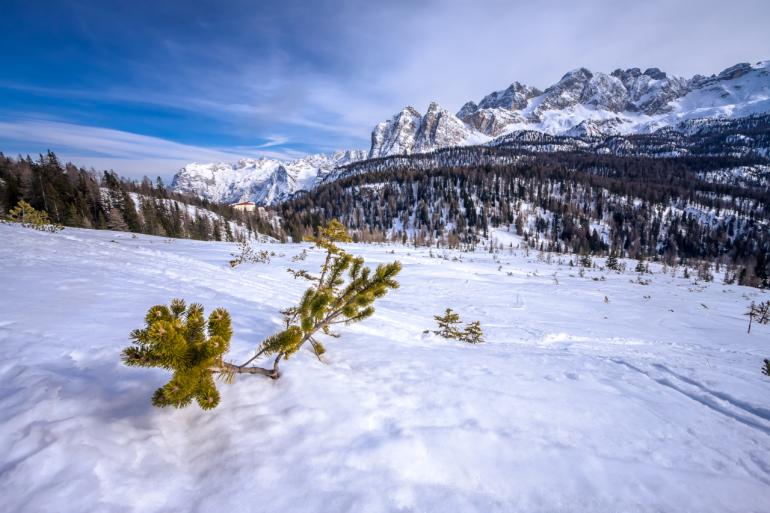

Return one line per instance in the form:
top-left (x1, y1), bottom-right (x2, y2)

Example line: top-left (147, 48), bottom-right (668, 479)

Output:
top-left (433, 308), bottom-right (463, 339)
top-left (605, 251), bottom-right (620, 271)
top-left (124, 220), bottom-right (401, 410)
top-left (459, 320), bottom-right (485, 344)
top-left (6, 200), bottom-right (63, 232)
top-left (762, 359), bottom-right (770, 377)
top-left (433, 308), bottom-right (485, 343)
top-left (635, 256), bottom-right (647, 274)
top-left (229, 239), bottom-right (270, 267)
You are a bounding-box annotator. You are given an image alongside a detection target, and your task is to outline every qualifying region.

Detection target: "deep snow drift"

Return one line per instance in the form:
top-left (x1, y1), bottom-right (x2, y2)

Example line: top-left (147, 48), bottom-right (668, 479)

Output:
top-left (1, 224), bottom-right (769, 513)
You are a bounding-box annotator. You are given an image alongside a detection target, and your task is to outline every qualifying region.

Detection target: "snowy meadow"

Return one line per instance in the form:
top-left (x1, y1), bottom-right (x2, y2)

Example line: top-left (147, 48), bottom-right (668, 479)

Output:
top-left (1, 223), bottom-right (769, 513)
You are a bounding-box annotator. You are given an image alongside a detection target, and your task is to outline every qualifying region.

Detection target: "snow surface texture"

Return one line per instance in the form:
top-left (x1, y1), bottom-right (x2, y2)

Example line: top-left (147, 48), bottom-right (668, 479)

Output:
top-left (1, 224), bottom-right (770, 513)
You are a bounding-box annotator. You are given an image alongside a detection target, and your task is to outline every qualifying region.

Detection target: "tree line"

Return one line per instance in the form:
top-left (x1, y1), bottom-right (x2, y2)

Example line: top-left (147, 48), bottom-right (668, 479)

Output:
top-left (0, 151), bottom-right (278, 241)
top-left (280, 152), bottom-right (770, 287)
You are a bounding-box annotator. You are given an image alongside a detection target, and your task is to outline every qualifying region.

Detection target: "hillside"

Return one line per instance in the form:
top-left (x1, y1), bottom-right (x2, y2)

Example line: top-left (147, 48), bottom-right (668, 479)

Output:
top-left (1, 224), bottom-right (769, 512)
top-left (0, 152), bottom-right (278, 242)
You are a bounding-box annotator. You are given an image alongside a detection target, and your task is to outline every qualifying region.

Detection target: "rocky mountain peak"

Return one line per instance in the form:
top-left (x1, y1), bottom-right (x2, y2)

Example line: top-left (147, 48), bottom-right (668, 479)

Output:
top-left (477, 81), bottom-right (541, 111)
top-left (369, 102), bottom-right (483, 158)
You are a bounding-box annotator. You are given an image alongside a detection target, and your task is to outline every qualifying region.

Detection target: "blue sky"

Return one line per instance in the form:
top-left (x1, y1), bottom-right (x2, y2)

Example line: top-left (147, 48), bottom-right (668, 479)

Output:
top-left (1, 0), bottom-right (768, 180)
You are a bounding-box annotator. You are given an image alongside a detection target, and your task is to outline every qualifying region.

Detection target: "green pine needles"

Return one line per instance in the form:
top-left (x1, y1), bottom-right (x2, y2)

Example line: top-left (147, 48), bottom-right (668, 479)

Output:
top-left (5, 200), bottom-right (63, 232)
top-left (123, 219), bottom-right (401, 410)
top-left (433, 308), bottom-right (485, 344)
top-left (122, 299), bottom-right (232, 410)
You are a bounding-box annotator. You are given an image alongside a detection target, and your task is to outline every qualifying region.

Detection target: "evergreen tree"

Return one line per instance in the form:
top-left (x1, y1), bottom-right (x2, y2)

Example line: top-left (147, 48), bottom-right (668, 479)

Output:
top-left (635, 256), bottom-right (647, 273)
top-left (605, 251), bottom-right (620, 271)
top-left (459, 320), bottom-right (485, 344)
top-left (6, 199), bottom-right (63, 232)
top-left (433, 308), bottom-right (463, 339)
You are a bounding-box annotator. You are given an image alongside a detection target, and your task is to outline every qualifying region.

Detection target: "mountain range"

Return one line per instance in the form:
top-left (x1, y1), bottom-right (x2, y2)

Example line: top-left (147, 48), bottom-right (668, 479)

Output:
top-left (172, 60), bottom-right (770, 204)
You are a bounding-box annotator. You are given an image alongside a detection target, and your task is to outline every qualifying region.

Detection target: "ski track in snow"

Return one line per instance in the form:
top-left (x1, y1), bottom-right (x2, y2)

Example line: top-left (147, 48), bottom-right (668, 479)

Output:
top-left (1, 224), bottom-right (769, 513)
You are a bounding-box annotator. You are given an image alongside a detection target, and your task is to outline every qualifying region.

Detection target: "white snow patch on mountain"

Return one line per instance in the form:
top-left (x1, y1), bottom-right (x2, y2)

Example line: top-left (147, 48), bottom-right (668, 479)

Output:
top-left (171, 150), bottom-right (366, 205)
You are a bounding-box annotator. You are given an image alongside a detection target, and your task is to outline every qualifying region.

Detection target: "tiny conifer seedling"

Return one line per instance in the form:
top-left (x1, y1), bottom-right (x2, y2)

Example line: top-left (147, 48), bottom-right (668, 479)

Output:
top-left (459, 320), bottom-right (485, 344)
top-left (605, 251), bottom-right (620, 271)
top-left (433, 308), bottom-right (463, 338)
top-left (433, 308), bottom-right (485, 343)
top-left (229, 240), bottom-right (270, 267)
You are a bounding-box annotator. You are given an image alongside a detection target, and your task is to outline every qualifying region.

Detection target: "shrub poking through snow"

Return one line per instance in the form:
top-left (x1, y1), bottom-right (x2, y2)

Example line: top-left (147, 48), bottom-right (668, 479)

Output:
top-left (433, 308), bottom-right (485, 343)
top-left (122, 299), bottom-right (232, 410)
top-left (434, 308), bottom-right (463, 339)
top-left (5, 200), bottom-right (63, 232)
top-left (229, 240), bottom-right (270, 267)
top-left (459, 320), bottom-right (485, 344)
top-left (123, 219), bottom-right (401, 409)
top-left (745, 300), bottom-right (770, 334)
top-left (763, 359), bottom-right (770, 378)
top-left (605, 251), bottom-right (620, 271)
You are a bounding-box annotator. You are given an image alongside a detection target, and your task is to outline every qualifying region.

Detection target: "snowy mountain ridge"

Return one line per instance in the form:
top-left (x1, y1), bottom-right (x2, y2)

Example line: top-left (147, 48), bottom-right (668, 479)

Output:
top-left (171, 150), bottom-right (366, 205)
top-left (173, 60), bottom-right (770, 205)
top-left (372, 60), bottom-right (770, 156)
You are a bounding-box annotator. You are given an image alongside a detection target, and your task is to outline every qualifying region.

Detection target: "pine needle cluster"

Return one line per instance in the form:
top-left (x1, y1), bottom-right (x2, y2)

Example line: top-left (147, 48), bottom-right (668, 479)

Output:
top-left (433, 308), bottom-right (485, 344)
top-left (5, 200), bottom-right (63, 232)
top-left (122, 299), bottom-right (232, 410)
top-left (272, 219), bottom-right (401, 365)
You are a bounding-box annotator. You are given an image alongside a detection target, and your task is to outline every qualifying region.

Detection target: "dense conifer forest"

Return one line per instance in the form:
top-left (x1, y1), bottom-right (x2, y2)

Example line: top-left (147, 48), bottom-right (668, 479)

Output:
top-left (280, 150), bottom-right (770, 287)
top-left (0, 151), bottom-right (278, 241)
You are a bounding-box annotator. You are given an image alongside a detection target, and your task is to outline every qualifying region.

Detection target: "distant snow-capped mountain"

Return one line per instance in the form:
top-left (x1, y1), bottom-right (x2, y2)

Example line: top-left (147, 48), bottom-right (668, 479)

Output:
top-left (369, 102), bottom-right (488, 159)
top-left (173, 60), bottom-right (769, 205)
top-left (170, 150), bottom-right (365, 205)
top-left (371, 60), bottom-right (770, 156)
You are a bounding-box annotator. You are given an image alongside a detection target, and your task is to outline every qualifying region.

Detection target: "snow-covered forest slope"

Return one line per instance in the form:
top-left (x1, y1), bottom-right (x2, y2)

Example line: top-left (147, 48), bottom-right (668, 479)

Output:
top-left (1, 224), bottom-right (769, 512)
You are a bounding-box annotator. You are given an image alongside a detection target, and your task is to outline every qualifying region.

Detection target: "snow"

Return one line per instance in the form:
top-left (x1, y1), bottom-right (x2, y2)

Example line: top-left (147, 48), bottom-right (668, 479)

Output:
top-left (2, 223), bottom-right (770, 512)
top-left (171, 151), bottom-right (366, 205)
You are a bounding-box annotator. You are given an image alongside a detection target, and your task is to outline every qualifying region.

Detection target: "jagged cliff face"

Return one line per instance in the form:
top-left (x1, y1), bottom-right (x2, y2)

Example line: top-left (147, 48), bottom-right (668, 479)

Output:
top-left (371, 60), bottom-right (770, 156)
top-left (368, 103), bottom-right (484, 158)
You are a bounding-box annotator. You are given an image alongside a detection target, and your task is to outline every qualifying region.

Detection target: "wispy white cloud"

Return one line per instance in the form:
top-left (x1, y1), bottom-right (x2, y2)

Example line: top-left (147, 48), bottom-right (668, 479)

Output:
top-left (3, 0), bottom-right (768, 165)
top-left (0, 119), bottom-right (302, 179)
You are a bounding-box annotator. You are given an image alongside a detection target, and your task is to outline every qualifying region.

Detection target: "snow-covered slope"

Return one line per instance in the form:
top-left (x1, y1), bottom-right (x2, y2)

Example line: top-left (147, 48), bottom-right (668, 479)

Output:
top-left (171, 150), bottom-right (365, 205)
top-left (2, 223), bottom-right (770, 512)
